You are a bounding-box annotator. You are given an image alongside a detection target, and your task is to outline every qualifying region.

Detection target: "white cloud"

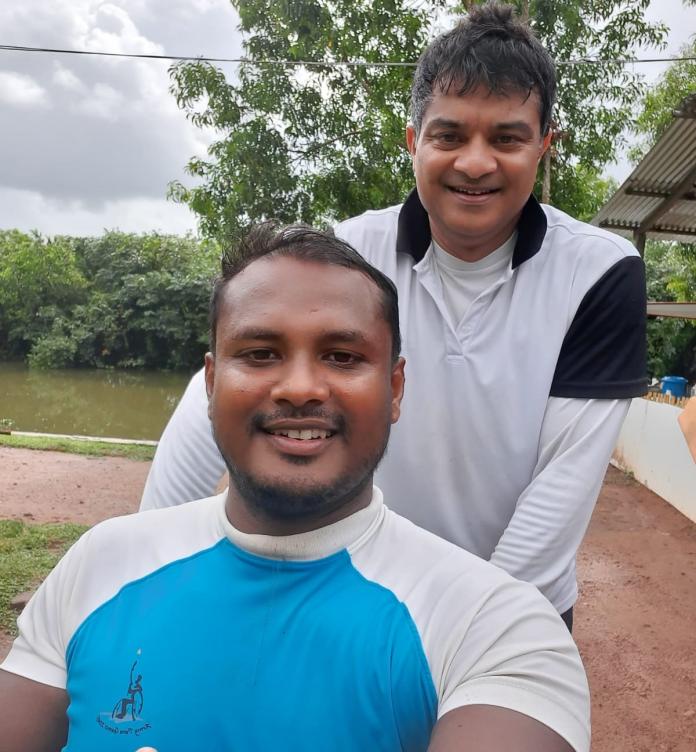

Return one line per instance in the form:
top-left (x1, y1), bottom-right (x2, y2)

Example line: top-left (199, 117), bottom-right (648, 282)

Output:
top-left (0, 186), bottom-right (199, 236)
top-left (52, 64), bottom-right (85, 92)
top-left (0, 0), bottom-right (238, 226)
top-left (76, 82), bottom-right (125, 119)
top-left (0, 71), bottom-right (49, 107)
top-left (84, 3), bottom-right (162, 56)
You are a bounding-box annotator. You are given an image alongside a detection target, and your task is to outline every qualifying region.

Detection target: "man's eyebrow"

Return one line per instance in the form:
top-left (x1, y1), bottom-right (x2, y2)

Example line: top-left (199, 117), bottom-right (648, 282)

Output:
top-left (424, 117), bottom-right (461, 130)
top-left (319, 329), bottom-right (371, 345)
top-left (494, 120), bottom-right (535, 135)
top-left (227, 328), bottom-right (371, 345)
top-left (232, 328), bottom-right (283, 341)
top-left (424, 117), bottom-right (536, 136)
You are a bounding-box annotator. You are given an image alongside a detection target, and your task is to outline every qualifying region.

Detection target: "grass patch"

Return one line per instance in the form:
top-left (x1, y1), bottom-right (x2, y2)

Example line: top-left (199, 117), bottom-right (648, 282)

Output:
top-left (0, 433), bottom-right (155, 461)
top-left (0, 519), bottom-right (88, 635)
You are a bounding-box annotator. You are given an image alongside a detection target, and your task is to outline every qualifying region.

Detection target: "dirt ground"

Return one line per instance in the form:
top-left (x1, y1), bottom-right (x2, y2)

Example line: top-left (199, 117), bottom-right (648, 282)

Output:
top-left (0, 446), bottom-right (694, 750)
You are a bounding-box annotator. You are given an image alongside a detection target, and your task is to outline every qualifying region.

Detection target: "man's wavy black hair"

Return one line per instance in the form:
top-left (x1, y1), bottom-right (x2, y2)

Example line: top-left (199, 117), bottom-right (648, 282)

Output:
top-left (209, 221), bottom-right (402, 362)
top-left (411, 1), bottom-right (556, 136)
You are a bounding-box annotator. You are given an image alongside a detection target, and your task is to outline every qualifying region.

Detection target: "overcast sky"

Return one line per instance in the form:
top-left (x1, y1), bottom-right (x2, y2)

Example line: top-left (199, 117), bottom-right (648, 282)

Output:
top-left (0, 0), bottom-right (694, 237)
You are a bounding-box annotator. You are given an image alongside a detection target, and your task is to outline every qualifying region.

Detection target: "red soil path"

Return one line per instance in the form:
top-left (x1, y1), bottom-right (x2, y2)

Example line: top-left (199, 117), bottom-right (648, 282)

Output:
top-left (1, 446), bottom-right (694, 750)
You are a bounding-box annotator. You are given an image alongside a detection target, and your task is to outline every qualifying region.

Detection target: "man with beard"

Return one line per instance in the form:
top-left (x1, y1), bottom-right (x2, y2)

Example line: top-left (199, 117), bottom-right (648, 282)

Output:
top-left (1, 224), bottom-right (588, 752)
top-left (139, 3), bottom-right (647, 633)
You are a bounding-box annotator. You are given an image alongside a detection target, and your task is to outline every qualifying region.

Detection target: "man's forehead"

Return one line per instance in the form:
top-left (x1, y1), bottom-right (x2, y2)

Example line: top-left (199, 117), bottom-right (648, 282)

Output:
top-left (424, 84), bottom-right (541, 122)
top-left (222, 255), bottom-right (379, 301)
top-left (217, 256), bottom-right (385, 335)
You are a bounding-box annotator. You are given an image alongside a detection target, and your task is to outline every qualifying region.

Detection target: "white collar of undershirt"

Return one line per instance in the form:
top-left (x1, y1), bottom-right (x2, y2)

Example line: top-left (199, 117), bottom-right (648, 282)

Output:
top-left (432, 231), bottom-right (517, 273)
top-left (218, 486), bottom-right (384, 561)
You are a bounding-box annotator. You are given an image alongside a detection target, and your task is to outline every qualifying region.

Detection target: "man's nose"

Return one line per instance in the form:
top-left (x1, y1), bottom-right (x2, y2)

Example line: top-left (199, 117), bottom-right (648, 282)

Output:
top-left (269, 357), bottom-right (330, 406)
top-left (452, 138), bottom-right (497, 180)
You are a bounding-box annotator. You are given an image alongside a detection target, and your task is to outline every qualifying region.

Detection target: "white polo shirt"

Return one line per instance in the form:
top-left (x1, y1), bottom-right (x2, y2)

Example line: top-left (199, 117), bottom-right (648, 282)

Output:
top-left (334, 192), bottom-right (646, 611)
top-left (140, 192), bottom-right (647, 614)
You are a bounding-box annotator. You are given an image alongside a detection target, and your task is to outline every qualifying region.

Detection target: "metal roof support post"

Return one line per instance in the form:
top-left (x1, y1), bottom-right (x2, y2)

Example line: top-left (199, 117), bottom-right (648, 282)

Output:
top-left (633, 230), bottom-right (646, 258)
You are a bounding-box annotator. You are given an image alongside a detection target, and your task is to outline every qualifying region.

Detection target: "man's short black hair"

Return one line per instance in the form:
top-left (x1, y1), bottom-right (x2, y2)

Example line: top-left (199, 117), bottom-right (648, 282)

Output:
top-left (209, 222), bottom-right (402, 362)
top-left (411, 1), bottom-right (556, 136)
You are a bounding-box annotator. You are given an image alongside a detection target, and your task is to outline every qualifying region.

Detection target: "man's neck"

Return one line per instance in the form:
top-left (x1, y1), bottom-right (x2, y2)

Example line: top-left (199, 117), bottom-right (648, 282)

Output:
top-left (431, 215), bottom-right (520, 263)
top-left (224, 482), bottom-right (374, 537)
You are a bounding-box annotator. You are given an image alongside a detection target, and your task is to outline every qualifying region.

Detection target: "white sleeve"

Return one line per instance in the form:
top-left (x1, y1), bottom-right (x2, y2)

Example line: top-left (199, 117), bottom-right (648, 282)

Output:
top-left (140, 368), bottom-right (226, 510)
top-left (489, 396), bottom-right (630, 611)
top-left (436, 578), bottom-right (590, 752)
top-left (0, 532), bottom-right (93, 688)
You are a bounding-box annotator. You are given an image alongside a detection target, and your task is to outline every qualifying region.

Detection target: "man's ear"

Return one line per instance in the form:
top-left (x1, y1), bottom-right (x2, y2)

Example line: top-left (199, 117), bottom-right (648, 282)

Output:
top-left (406, 125), bottom-right (417, 158)
top-left (540, 130), bottom-right (552, 157)
top-left (204, 352), bottom-right (215, 419)
top-left (390, 357), bottom-right (406, 424)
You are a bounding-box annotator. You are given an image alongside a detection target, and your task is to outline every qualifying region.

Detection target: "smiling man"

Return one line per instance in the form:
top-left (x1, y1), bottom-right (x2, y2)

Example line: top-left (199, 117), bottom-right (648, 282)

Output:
top-left (0, 224), bottom-right (589, 752)
top-left (140, 3), bottom-right (647, 633)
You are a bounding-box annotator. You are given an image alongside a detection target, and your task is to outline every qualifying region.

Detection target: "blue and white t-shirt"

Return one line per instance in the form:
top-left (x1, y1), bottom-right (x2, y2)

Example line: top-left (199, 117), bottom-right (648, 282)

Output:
top-left (2, 489), bottom-right (590, 751)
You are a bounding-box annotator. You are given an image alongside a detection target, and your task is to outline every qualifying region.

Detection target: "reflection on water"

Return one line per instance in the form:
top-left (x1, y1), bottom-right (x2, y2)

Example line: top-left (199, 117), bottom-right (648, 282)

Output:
top-left (0, 362), bottom-right (192, 440)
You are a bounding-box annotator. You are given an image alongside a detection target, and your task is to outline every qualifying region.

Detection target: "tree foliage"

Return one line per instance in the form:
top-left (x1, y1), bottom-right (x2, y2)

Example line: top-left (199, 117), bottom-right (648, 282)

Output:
top-left (644, 241), bottom-right (696, 381)
top-left (0, 231), bottom-right (219, 370)
top-left (631, 38), bottom-right (696, 160)
top-left (169, 0), bottom-right (666, 241)
top-left (169, 0), bottom-right (435, 240)
top-left (0, 231), bottom-right (87, 356)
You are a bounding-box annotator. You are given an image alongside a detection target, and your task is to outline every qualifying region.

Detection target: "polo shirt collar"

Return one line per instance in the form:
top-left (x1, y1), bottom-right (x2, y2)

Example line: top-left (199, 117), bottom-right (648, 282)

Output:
top-left (219, 487), bottom-right (385, 561)
top-left (395, 188), bottom-right (547, 269)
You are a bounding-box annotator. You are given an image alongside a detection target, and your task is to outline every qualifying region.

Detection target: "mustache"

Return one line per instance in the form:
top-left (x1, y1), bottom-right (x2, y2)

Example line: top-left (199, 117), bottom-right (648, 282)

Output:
top-left (251, 408), bottom-right (346, 434)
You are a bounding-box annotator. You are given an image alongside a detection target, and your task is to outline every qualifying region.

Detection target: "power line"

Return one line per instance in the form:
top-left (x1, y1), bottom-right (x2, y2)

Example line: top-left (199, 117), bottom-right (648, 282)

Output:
top-left (1, 43), bottom-right (695, 68)
top-left (0, 44), bottom-right (414, 67)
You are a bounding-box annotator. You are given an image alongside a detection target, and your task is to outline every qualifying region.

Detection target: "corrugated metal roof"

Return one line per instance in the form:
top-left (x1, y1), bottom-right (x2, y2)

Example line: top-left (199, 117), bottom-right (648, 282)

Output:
top-left (593, 94), bottom-right (696, 241)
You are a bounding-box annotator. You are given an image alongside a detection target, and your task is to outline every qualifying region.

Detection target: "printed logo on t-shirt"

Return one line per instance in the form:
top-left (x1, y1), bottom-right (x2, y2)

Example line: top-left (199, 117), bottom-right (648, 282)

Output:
top-left (96, 649), bottom-right (151, 738)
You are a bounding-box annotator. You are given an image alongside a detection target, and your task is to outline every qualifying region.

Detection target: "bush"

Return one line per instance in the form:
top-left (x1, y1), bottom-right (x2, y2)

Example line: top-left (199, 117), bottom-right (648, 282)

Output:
top-left (27, 333), bottom-right (78, 369)
top-left (0, 230), bottom-right (220, 371)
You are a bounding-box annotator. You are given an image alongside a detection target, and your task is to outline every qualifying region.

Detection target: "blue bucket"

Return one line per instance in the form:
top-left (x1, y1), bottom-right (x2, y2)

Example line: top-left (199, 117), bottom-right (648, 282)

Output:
top-left (660, 376), bottom-right (688, 398)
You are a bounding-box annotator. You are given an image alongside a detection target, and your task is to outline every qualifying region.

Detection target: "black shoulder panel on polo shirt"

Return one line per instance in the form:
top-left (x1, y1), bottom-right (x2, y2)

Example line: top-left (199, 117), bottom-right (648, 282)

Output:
top-left (396, 189), bottom-right (431, 262)
top-left (396, 189), bottom-right (548, 266)
top-left (550, 255), bottom-right (648, 399)
top-left (512, 196), bottom-right (547, 269)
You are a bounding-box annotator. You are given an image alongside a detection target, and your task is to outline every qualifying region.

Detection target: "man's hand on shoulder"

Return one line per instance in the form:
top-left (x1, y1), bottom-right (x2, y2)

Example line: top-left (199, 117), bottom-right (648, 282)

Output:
top-left (429, 705), bottom-right (575, 752)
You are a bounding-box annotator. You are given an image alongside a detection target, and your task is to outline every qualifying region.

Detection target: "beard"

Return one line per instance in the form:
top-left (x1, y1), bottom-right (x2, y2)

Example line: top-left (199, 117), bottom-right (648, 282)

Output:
top-left (213, 418), bottom-right (392, 524)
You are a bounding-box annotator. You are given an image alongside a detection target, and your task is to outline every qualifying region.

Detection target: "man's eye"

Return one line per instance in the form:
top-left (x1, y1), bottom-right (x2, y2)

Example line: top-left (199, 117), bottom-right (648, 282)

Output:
top-left (435, 132), bottom-right (458, 143)
top-left (243, 349), bottom-right (278, 362)
top-left (496, 135), bottom-right (519, 145)
top-left (325, 352), bottom-right (359, 366)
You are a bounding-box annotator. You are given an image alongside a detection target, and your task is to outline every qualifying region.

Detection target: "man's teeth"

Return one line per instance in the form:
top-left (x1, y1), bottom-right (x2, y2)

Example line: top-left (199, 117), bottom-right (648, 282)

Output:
top-left (270, 429), bottom-right (332, 440)
top-left (452, 187), bottom-right (494, 195)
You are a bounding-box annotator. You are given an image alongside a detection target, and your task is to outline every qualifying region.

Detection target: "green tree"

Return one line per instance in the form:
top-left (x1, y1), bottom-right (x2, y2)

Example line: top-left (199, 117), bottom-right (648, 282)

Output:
top-left (169, 0), bottom-right (665, 241)
top-left (169, 0), bottom-right (434, 240)
top-left (62, 232), bottom-right (220, 370)
top-left (631, 38), bottom-right (696, 161)
top-left (0, 230), bottom-right (220, 371)
top-left (526, 0), bottom-right (664, 205)
top-left (0, 230), bottom-right (87, 358)
top-left (644, 241), bottom-right (696, 380)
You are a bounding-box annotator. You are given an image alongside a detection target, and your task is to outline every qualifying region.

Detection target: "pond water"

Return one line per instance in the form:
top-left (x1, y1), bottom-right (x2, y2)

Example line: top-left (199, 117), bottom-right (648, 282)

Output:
top-left (0, 362), bottom-right (193, 441)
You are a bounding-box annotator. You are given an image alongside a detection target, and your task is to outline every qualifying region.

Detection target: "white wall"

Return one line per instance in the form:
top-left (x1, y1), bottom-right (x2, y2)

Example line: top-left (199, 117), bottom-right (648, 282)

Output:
top-left (613, 398), bottom-right (696, 523)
